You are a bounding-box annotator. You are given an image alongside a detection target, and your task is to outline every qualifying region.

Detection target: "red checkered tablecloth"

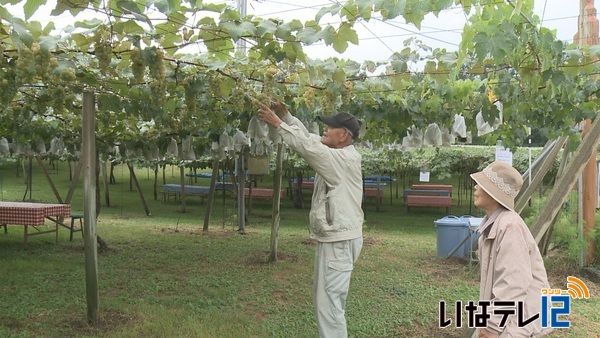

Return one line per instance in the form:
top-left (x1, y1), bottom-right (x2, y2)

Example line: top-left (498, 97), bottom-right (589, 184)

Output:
top-left (0, 202), bottom-right (71, 226)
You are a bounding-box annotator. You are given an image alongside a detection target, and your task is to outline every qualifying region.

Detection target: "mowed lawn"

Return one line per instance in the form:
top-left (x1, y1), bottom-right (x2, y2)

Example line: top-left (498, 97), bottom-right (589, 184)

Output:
top-left (0, 160), bottom-right (598, 337)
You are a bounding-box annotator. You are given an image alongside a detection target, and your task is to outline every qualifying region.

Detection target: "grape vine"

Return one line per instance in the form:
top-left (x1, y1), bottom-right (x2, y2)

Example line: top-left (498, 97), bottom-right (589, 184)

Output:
top-left (0, 0), bottom-right (597, 159)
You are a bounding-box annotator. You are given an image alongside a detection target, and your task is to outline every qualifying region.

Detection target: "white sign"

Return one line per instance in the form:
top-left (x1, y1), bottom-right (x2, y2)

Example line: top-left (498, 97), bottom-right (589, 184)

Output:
top-left (495, 141), bottom-right (513, 166)
top-left (419, 170), bottom-right (430, 182)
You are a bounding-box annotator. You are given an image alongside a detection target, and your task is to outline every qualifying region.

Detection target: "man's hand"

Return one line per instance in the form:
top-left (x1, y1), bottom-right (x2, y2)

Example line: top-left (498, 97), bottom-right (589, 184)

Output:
top-left (270, 100), bottom-right (289, 118)
top-left (258, 103), bottom-right (283, 128)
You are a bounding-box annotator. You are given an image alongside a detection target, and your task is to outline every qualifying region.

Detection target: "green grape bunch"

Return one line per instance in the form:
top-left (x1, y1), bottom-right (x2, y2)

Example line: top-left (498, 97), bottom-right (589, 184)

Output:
top-left (0, 44), bottom-right (18, 103)
top-left (184, 82), bottom-right (197, 115)
top-left (342, 81), bottom-right (354, 106)
top-left (208, 74), bottom-right (222, 98)
top-left (148, 48), bottom-right (165, 82)
top-left (248, 92), bottom-right (270, 112)
top-left (0, 67), bottom-right (18, 105)
top-left (51, 86), bottom-right (66, 113)
top-left (148, 49), bottom-right (166, 106)
top-left (319, 88), bottom-right (337, 115)
top-left (35, 90), bottom-right (52, 115)
top-left (261, 66), bottom-right (278, 99)
top-left (149, 79), bottom-right (166, 107)
top-left (228, 86), bottom-right (247, 112)
top-left (14, 43), bottom-right (59, 87)
top-left (15, 46), bottom-right (36, 85)
top-left (93, 25), bottom-right (113, 75)
top-left (130, 47), bottom-right (146, 83)
top-left (60, 67), bottom-right (77, 82)
top-left (302, 87), bottom-right (316, 109)
top-left (32, 43), bottom-right (58, 80)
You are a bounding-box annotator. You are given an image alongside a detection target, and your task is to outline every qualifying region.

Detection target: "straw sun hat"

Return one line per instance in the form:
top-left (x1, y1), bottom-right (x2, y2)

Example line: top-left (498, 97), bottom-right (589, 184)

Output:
top-left (470, 161), bottom-right (523, 211)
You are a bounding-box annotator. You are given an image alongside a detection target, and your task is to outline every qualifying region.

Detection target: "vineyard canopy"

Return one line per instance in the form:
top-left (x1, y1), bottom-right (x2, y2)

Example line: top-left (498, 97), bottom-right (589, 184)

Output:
top-left (0, 0), bottom-right (598, 159)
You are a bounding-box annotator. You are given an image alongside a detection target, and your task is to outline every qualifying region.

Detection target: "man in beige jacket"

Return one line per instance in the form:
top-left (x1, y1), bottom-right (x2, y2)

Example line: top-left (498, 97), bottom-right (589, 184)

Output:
top-left (471, 161), bottom-right (553, 338)
top-left (258, 101), bottom-right (363, 338)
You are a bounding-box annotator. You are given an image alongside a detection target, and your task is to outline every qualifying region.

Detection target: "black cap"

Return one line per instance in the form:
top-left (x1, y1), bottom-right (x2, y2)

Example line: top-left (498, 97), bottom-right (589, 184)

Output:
top-left (317, 112), bottom-right (360, 140)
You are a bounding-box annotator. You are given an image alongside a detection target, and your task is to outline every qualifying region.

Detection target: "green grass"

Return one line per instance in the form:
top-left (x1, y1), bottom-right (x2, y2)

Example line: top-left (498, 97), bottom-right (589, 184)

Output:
top-left (0, 160), bottom-right (598, 337)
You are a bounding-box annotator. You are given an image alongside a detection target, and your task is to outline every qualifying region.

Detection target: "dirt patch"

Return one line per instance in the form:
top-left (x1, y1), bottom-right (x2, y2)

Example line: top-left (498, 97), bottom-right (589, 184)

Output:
top-left (424, 256), bottom-right (471, 278)
top-left (245, 250), bottom-right (299, 265)
top-left (363, 236), bottom-right (382, 246)
top-left (245, 306), bottom-right (268, 322)
top-left (0, 316), bottom-right (25, 331)
top-left (58, 244), bottom-right (86, 254)
top-left (301, 238), bottom-right (316, 246)
top-left (246, 213), bottom-right (276, 220)
top-left (63, 309), bottom-right (135, 336)
top-left (58, 241), bottom-right (120, 255)
top-left (157, 227), bottom-right (258, 237)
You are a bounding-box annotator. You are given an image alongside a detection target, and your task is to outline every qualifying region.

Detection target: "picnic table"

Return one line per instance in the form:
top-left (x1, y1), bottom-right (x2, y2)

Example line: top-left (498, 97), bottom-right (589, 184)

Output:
top-left (290, 177), bottom-right (387, 204)
top-left (235, 187), bottom-right (286, 200)
top-left (0, 201), bottom-right (71, 250)
top-left (363, 181), bottom-right (387, 203)
top-left (290, 177), bottom-right (315, 190)
top-left (365, 176), bottom-right (397, 205)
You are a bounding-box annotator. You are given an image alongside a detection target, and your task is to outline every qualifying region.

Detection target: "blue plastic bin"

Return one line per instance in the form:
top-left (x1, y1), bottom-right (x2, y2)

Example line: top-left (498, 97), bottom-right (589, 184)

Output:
top-left (434, 216), bottom-right (471, 258)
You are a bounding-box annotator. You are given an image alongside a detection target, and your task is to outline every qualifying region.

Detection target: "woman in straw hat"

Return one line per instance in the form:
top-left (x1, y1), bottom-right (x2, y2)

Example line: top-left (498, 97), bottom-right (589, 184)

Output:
top-left (471, 161), bottom-right (553, 338)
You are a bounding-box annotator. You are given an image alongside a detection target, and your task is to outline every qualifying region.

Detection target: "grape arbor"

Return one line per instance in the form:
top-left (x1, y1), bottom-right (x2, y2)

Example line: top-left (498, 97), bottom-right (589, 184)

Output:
top-left (0, 0), bottom-right (597, 155)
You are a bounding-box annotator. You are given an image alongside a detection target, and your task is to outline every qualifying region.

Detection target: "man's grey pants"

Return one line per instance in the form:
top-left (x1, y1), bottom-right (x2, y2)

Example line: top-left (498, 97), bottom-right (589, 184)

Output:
top-left (313, 237), bottom-right (363, 338)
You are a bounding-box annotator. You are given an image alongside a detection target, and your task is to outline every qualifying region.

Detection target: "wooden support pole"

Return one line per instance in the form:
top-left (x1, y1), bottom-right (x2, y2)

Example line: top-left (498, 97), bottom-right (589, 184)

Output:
top-left (269, 143), bottom-right (284, 263)
top-left (237, 152), bottom-right (246, 233)
top-left (35, 156), bottom-right (63, 204)
top-left (127, 163), bottom-right (151, 216)
top-left (576, 0), bottom-right (598, 265)
top-left (203, 158), bottom-right (220, 232)
top-left (582, 120), bottom-right (597, 265)
top-left (82, 91), bottom-right (99, 324)
top-left (514, 137), bottom-right (567, 213)
top-left (28, 156), bottom-right (32, 201)
top-left (179, 165), bottom-right (186, 213)
top-left (65, 160), bottom-right (83, 205)
top-left (530, 115), bottom-right (600, 244)
top-left (102, 161), bottom-right (110, 207)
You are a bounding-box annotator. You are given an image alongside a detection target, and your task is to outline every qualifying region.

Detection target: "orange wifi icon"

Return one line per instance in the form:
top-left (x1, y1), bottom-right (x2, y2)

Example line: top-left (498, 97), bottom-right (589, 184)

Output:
top-left (566, 276), bottom-right (590, 299)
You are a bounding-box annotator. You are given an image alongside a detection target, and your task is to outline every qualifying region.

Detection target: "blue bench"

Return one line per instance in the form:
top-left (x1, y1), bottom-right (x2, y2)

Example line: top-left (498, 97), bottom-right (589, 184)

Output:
top-left (162, 183), bottom-right (233, 202)
top-left (364, 175), bottom-right (396, 182)
top-left (186, 172), bottom-right (230, 184)
top-left (364, 181), bottom-right (387, 188)
top-left (411, 184), bottom-right (452, 196)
